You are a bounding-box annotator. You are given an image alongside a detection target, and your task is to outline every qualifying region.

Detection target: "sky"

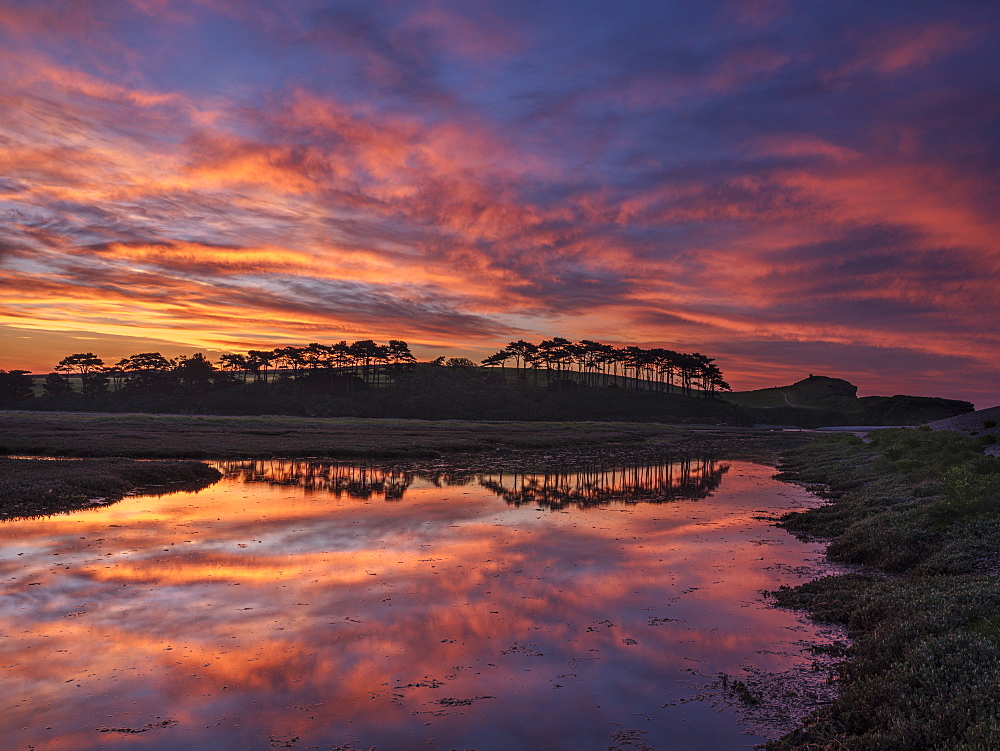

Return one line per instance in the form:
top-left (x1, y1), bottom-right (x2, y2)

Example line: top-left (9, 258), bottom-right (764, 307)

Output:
top-left (0, 0), bottom-right (998, 405)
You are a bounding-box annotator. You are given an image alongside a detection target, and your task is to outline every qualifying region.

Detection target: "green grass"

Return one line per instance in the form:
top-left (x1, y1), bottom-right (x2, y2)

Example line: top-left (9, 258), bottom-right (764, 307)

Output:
top-left (771, 574), bottom-right (1000, 750)
top-left (767, 428), bottom-right (1000, 750)
top-left (0, 457), bottom-right (221, 519)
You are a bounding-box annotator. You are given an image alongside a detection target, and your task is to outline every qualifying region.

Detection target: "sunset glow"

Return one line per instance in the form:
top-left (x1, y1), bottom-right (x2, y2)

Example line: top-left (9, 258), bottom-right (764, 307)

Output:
top-left (1, 1), bottom-right (998, 403)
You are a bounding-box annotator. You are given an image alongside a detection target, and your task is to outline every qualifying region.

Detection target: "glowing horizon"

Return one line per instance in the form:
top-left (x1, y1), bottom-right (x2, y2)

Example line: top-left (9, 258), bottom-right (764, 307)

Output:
top-left (1, 1), bottom-right (998, 405)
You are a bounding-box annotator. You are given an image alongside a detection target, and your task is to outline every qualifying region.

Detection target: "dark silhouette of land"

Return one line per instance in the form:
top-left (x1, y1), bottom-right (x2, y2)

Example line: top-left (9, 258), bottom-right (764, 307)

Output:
top-left (0, 411), bottom-right (805, 461)
top-left (0, 340), bottom-right (973, 426)
top-left (727, 375), bottom-right (973, 427)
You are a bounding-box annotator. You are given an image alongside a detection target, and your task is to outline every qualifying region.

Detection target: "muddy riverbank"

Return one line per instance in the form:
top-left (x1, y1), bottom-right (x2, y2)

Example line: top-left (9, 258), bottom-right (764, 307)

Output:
top-left (0, 457), bottom-right (221, 519)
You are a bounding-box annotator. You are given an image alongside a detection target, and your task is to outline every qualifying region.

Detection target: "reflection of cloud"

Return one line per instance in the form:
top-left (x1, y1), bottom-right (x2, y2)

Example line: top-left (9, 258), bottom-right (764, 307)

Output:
top-left (0, 2), bottom-right (997, 403)
top-left (0, 461), bottom-right (838, 748)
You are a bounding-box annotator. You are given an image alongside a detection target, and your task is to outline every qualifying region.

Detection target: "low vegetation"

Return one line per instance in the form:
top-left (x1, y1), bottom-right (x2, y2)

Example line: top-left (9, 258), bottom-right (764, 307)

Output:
top-left (768, 428), bottom-right (1000, 750)
top-left (0, 457), bottom-right (221, 519)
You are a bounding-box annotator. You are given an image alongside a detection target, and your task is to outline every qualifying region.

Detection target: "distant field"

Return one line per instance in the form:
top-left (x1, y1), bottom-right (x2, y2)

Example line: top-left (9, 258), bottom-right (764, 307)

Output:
top-left (0, 410), bottom-right (802, 461)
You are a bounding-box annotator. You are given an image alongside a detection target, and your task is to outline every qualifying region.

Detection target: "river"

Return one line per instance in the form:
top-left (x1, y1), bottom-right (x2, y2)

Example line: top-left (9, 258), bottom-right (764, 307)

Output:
top-left (0, 457), bottom-right (843, 750)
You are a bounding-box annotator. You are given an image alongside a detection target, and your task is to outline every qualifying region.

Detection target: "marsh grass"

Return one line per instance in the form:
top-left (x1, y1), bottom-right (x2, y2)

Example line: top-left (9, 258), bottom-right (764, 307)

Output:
top-left (768, 428), bottom-right (1000, 750)
top-left (937, 457), bottom-right (1000, 519)
top-left (0, 457), bottom-right (221, 519)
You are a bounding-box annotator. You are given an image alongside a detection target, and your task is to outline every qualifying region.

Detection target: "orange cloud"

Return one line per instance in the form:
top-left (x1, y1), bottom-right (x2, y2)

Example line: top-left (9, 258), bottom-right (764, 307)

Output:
top-left (0, 2), bottom-right (998, 404)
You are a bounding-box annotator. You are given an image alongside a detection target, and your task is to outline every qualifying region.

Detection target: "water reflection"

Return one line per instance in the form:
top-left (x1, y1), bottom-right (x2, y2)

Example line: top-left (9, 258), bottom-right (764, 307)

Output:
top-left (481, 459), bottom-right (727, 509)
top-left (217, 457), bottom-right (728, 508)
top-left (0, 459), bottom-right (840, 751)
top-left (221, 460), bottom-right (416, 500)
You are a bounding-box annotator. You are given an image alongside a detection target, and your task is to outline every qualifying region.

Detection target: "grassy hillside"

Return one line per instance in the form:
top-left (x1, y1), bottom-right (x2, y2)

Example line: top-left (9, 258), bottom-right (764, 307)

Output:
top-left (17, 366), bottom-right (750, 425)
top-left (726, 375), bottom-right (858, 409)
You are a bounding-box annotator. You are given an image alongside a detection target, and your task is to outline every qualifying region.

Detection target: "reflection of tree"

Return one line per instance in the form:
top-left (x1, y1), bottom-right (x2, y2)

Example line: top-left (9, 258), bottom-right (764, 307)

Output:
top-left (217, 461), bottom-right (415, 501)
top-left (478, 458), bottom-right (728, 509)
top-left (216, 458), bottom-right (728, 508)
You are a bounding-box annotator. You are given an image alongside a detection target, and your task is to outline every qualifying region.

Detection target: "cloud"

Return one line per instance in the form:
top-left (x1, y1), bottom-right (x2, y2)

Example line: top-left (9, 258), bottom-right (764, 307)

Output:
top-left (0, 0), bottom-right (998, 403)
top-left (843, 22), bottom-right (976, 77)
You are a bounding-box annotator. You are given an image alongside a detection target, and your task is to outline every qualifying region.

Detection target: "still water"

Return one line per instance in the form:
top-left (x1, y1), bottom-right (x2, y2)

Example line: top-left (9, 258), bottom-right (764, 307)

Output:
top-left (1, 459), bottom-right (841, 750)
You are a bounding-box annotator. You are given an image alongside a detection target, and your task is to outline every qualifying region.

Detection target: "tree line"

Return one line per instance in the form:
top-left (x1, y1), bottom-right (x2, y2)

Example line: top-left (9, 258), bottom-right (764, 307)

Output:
top-left (481, 338), bottom-right (730, 396)
top-left (25, 339), bottom-right (418, 397)
top-left (217, 340), bottom-right (416, 384)
top-left (0, 336), bottom-right (730, 402)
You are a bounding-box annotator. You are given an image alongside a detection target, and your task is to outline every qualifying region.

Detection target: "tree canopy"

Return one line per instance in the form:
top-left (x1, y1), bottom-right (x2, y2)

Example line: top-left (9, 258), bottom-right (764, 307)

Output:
top-left (481, 339), bottom-right (729, 396)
